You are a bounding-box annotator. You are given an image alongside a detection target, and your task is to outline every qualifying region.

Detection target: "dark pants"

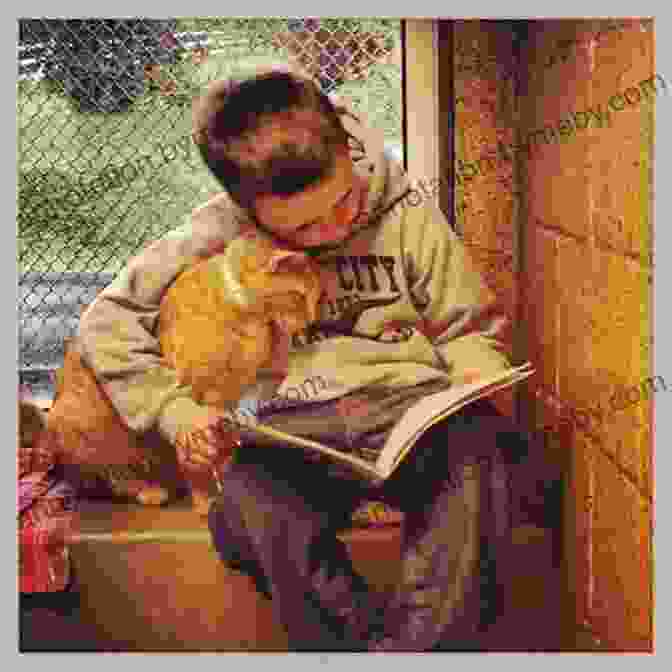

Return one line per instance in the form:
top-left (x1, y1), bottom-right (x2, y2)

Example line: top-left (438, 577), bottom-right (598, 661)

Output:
top-left (208, 399), bottom-right (531, 651)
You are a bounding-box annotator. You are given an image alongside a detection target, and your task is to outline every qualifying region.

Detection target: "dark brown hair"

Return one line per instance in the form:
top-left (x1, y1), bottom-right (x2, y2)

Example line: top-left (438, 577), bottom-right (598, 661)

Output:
top-left (193, 69), bottom-right (351, 210)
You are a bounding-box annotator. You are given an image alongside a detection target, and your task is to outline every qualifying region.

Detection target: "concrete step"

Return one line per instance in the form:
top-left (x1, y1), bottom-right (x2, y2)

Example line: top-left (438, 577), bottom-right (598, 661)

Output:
top-left (69, 499), bottom-right (561, 651)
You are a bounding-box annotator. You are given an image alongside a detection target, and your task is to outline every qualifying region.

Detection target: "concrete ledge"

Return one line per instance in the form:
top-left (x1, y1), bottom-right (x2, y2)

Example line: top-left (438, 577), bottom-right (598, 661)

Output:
top-left (71, 499), bottom-right (401, 651)
top-left (70, 499), bottom-right (561, 651)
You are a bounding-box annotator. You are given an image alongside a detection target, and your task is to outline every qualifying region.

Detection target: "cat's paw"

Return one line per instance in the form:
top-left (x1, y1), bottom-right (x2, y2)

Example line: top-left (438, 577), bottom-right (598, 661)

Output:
top-left (136, 486), bottom-right (170, 506)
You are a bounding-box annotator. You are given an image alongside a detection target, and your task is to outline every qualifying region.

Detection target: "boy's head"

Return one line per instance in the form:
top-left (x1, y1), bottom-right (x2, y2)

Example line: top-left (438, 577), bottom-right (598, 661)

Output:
top-left (193, 66), bottom-right (368, 249)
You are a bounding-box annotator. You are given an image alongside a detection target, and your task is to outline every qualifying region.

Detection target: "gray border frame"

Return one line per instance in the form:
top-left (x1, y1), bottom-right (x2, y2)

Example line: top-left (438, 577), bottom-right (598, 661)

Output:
top-left (7, 1), bottom-right (669, 668)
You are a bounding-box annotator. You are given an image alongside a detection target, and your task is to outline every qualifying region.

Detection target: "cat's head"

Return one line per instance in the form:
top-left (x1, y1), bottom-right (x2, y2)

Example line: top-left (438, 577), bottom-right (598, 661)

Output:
top-left (216, 235), bottom-right (322, 334)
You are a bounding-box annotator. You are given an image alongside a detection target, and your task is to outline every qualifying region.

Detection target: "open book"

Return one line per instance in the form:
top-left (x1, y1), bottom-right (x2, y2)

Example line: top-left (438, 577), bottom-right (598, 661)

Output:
top-left (233, 363), bottom-right (534, 485)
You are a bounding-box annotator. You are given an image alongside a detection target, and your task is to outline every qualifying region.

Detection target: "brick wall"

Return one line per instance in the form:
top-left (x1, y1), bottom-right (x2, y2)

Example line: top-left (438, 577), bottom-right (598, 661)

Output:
top-left (520, 19), bottom-right (654, 651)
top-left (446, 18), bottom-right (655, 650)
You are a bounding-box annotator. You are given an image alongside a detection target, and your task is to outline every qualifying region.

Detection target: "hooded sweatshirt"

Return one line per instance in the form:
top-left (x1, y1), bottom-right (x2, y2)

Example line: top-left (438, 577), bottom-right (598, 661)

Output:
top-left (77, 100), bottom-right (512, 456)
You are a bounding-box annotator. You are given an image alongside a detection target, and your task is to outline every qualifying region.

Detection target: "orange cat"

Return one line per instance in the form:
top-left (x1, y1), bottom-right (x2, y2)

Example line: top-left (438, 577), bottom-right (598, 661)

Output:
top-left (159, 235), bottom-right (321, 513)
top-left (46, 346), bottom-right (176, 506)
top-left (159, 234), bottom-right (321, 408)
top-left (45, 235), bottom-right (322, 514)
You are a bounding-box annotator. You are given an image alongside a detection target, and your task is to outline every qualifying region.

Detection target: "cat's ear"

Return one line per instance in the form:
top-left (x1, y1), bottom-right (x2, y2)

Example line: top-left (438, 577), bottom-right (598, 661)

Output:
top-left (266, 250), bottom-right (310, 273)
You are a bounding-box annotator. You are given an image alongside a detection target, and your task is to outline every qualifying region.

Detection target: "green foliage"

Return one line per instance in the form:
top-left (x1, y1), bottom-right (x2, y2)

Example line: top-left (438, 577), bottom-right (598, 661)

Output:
top-left (173, 17), bottom-right (397, 51)
top-left (19, 171), bottom-right (114, 272)
top-left (336, 62), bottom-right (402, 140)
top-left (17, 18), bottom-right (402, 273)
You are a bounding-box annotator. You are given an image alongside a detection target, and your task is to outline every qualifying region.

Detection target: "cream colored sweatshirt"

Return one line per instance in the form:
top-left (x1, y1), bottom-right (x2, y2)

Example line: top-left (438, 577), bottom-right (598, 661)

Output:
top-left (77, 103), bottom-right (512, 448)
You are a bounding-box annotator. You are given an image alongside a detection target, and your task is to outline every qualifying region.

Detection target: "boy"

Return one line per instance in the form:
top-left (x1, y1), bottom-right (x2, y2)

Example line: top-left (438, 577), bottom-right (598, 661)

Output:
top-left (77, 65), bottom-right (531, 651)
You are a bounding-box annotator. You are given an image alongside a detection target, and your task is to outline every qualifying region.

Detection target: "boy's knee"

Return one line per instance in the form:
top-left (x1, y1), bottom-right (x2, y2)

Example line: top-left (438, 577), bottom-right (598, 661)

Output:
top-left (207, 490), bottom-right (238, 549)
top-left (207, 488), bottom-right (231, 526)
top-left (207, 461), bottom-right (287, 541)
top-left (206, 465), bottom-right (255, 542)
top-left (207, 491), bottom-right (273, 598)
top-left (207, 480), bottom-right (256, 560)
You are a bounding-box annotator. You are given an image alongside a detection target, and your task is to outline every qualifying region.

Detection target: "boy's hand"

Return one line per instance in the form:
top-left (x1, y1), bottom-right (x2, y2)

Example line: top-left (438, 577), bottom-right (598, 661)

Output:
top-left (175, 408), bottom-right (239, 473)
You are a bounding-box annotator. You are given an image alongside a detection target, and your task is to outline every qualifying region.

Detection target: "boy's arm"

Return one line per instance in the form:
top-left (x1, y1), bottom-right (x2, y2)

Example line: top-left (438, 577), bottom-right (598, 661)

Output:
top-left (402, 200), bottom-right (513, 381)
top-left (77, 222), bottom-right (224, 444)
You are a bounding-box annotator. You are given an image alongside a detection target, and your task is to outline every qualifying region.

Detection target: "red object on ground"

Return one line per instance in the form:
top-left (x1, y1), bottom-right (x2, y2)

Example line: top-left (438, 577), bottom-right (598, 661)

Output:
top-left (19, 490), bottom-right (78, 593)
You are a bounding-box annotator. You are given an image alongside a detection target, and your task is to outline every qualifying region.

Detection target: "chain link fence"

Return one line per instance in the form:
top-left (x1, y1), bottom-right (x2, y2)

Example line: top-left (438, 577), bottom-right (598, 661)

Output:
top-left (17, 18), bottom-right (403, 402)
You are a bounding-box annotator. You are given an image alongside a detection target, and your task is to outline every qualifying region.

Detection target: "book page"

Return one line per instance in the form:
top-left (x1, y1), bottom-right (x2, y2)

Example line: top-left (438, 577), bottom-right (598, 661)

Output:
top-left (235, 363), bottom-right (534, 485)
top-left (374, 364), bottom-right (535, 478)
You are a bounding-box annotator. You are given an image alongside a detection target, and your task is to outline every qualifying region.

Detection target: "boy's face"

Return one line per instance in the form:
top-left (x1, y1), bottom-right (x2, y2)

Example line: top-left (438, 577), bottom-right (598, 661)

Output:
top-left (253, 148), bottom-right (368, 249)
